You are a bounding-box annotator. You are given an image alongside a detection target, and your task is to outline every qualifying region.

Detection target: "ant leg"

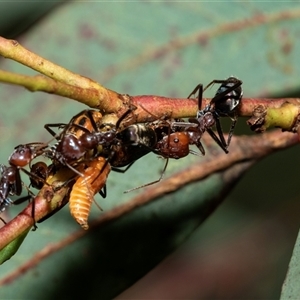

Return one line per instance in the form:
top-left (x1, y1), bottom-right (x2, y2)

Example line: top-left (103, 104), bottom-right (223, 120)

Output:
top-left (206, 128), bottom-right (228, 154)
top-left (204, 78), bottom-right (242, 94)
top-left (13, 168), bottom-right (22, 196)
top-left (99, 185), bottom-right (107, 198)
top-left (195, 140), bottom-right (205, 155)
top-left (226, 113), bottom-right (238, 148)
top-left (111, 161), bottom-right (135, 174)
top-left (203, 79), bottom-right (230, 91)
top-left (13, 193), bottom-right (38, 230)
top-left (23, 184), bottom-right (38, 230)
top-left (124, 158), bottom-right (169, 193)
top-left (13, 194), bottom-right (32, 205)
top-left (31, 196), bottom-right (38, 230)
top-left (210, 79), bottom-right (242, 105)
top-left (87, 110), bottom-right (99, 132)
top-left (214, 117), bottom-right (227, 149)
top-left (115, 107), bottom-right (137, 129)
top-left (44, 123), bottom-right (68, 139)
top-left (21, 168), bottom-right (50, 187)
top-left (187, 84), bottom-right (203, 111)
top-left (38, 197), bottom-right (69, 224)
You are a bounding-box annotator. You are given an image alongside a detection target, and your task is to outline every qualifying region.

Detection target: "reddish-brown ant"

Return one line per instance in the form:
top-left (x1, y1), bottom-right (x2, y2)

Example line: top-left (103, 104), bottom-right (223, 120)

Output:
top-left (0, 143), bottom-right (50, 229)
top-left (0, 143), bottom-right (48, 211)
top-left (123, 77), bottom-right (243, 192)
top-left (119, 117), bottom-right (195, 192)
top-left (44, 110), bottom-right (104, 176)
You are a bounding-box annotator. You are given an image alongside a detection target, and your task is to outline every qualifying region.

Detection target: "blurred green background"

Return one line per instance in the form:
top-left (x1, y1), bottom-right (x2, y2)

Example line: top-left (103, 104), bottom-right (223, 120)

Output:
top-left (1, 2), bottom-right (300, 299)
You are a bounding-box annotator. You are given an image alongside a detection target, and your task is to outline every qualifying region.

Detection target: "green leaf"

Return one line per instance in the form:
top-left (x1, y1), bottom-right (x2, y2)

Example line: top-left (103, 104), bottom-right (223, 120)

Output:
top-left (0, 229), bottom-right (30, 264)
top-left (1, 2), bottom-right (300, 299)
top-left (281, 229), bottom-right (300, 299)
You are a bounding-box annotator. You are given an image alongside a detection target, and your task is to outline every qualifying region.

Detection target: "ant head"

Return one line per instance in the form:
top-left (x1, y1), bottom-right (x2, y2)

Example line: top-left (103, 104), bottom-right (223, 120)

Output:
top-left (56, 135), bottom-right (85, 162)
top-left (80, 132), bottom-right (98, 149)
top-left (9, 145), bottom-right (33, 167)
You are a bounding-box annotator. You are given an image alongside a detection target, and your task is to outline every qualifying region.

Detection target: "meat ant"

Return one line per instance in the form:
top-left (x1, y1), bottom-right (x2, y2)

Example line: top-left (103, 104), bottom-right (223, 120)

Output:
top-left (43, 109), bottom-right (154, 227)
top-left (108, 122), bottom-right (157, 168)
top-left (0, 143), bottom-right (50, 229)
top-left (119, 116), bottom-right (197, 192)
top-left (29, 161), bottom-right (49, 190)
top-left (44, 108), bottom-right (158, 174)
top-left (123, 77), bottom-right (242, 192)
top-left (45, 108), bottom-right (162, 194)
top-left (43, 108), bottom-right (149, 189)
top-left (0, 143), bottom-right (48, 211)
top-left (186, 76), bottom-right (243, 154)
top-left (0, 165), bottom-right (21, 212)
top-left (44, 110), bottom-right (104, 176)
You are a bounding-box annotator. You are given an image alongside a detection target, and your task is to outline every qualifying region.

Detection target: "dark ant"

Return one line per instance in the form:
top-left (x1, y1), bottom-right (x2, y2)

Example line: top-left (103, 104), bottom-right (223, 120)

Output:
top-left (44, 108), bottom-right (157, 174)
top-left (124, 78), bottom-right (242, 192)
top-left (120, 117), bottom-right (197, 192)
top-left (44, 108), bottom-right (148, 170)
top-left (185, 76), bottom-right (243, 154)
top-left (0, 164), bottom-right (21, 211)
top-left (108, 123), bottom-right (157, 168)
top-left (29, 161), bottom-right (49, 190)
top-left (0, 143), bottom-right (48, 210)
top-left (44, 109), bottom-right (158, 227)
top-left (0, 143), bottom-right (49, 229)
top-left (43, 109), bottom-right (144, 197)
top-left (44, 110), bottom-right (104, 176)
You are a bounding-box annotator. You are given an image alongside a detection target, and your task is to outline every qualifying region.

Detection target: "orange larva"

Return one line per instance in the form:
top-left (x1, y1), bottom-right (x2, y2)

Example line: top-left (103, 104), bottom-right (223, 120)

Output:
top-left (69, 156), bottom-right (111, 230)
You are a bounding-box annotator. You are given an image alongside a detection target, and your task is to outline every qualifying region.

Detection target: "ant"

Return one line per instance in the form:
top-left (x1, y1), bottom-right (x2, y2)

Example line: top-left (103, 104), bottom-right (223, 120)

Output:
top-left (0, 143), bottom-right (48, 211)
top-left (119, 117), bottom-right (197, 192)
top-left (0, 143), bottom-right (50, 229)
top-left (45, 108), bottom-right (158, 228)
top-left (44, 108), bottom-right (158, 173)
top-left (185, 76), bottom-right (243, 154)
top-left (44, 108), bottom-right (151, 171)
top-left (150, 117), bottom-right (197, 159)
top-left (44, 110), bottom-right (104, 176)
top-left (29, 161), bottom-right (50, 190)
top-left (123, 77), bottom-right (242, 192)
top-left (108, 122), bottom-right (157, 168)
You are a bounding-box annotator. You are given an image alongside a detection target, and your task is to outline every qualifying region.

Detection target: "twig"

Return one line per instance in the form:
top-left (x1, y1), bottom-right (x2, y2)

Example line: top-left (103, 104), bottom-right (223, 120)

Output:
top-left (0, 37), bottom-right (124, 113)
